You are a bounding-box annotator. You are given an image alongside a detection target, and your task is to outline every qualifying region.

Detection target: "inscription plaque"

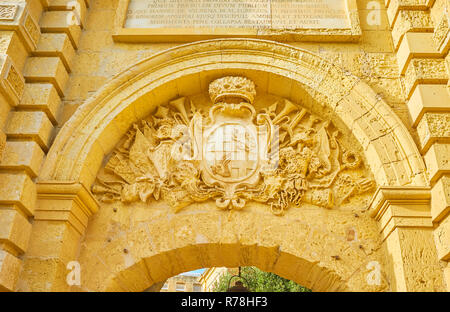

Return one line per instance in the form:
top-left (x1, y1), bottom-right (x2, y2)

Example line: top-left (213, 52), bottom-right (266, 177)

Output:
top-left (125, 0), bottom-right (350, 29)
top-left (114, 0), bottom-right (361, 42)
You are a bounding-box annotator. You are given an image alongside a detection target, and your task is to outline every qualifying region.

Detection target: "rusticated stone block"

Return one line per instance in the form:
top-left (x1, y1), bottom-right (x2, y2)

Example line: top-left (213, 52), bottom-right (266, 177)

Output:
top-left (397, 33), bottom-right (441, 75)
top-left (18, 83), bottom-right (61, 124)
top-left (0, 249), bottom-right (21, 291)
top-left (0, 54), bottom-right (25, 107)
top-left (391, 10), bottom-right (433, 50)
top-left (5, 111), bottom-right (53, 151)
top-left (40, 11), bottom-right (81, 49)
top-left (0, 31), bottom-right (28, 71)
top-left (0, 129), bottom-right (5, 161)
top-left (408, 84), bottom-right (450, 127)
top-left (433, 8), bottom-right (449, 54)
top-left (416, 112), bottom-right (450, 153)
top-left (403, 58), bottom-right (447, 99)
top-left (444, 264), bottom-right (450, 292)
top-left (386, 0), bottom-right (430, 28)
top-left (23, 57), bottom-right (69, 97)
top-left (34, 33), bottom-right (75, 73)
top-left (431, 175), bottom-right (450, 222)
top-left (0, 2), bottom-right (41, 51)
top-left (424, 143), bottom-right (450, 184)
top-left (0, 209), bottom-right (32, 254)
top-left (0, 141), bottom-right (45, 178)
top-left (48, 0), bottom-right (88, 29)
top-left (0, 172), bottom-right (36, 216)
top-left (434, 215), bottom-right (450, 261)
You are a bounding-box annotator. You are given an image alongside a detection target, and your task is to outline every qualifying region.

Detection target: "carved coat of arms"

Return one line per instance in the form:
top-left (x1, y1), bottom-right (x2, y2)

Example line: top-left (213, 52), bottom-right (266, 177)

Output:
top-left (93, 76), bottom-right (375, 215)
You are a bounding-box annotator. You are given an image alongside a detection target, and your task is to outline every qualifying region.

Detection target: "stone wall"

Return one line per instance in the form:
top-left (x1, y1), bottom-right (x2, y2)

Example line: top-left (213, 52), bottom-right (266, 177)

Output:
top-left (0, 0), bottom-right (448, 292)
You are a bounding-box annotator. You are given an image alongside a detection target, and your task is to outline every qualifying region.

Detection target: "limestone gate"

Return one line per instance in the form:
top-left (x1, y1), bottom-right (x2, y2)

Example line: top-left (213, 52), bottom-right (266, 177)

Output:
top-left (0, 0), bottom-right (448, 292)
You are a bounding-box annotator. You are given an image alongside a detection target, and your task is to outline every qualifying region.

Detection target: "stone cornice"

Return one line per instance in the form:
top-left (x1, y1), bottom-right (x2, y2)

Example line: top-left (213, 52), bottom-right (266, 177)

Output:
top-left (35, 181), bottom-right (99, 235)
top-left (369, 186), bottom-right (433, 240)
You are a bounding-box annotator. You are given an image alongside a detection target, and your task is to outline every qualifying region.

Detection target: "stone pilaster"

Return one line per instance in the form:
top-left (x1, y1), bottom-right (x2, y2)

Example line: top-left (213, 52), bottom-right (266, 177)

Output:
top-left (369, 187), bottom-right (446, 291)
top-left (386, 0), bottom-right (450, 290)
top-left (18, 182), bottom-right (99, 292)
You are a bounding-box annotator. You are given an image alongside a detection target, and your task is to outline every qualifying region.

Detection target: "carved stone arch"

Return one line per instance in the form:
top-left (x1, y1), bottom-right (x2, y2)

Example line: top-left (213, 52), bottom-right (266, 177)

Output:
top-left (22, 39), bottom-right (444, 293)
top-left (102, 244), bottom-right (350, 292)
top-left (40, 38), bottom-right (427, 189)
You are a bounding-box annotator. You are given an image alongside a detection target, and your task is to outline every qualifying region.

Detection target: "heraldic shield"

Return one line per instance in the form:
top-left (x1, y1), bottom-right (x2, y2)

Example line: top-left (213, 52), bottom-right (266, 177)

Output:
top-left (191, 92), bottom-right (275, 210)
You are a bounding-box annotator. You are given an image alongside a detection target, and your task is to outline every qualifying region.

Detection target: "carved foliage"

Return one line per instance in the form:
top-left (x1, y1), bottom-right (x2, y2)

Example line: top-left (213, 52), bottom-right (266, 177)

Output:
top-left (93, 76), bottom-right (375, 215)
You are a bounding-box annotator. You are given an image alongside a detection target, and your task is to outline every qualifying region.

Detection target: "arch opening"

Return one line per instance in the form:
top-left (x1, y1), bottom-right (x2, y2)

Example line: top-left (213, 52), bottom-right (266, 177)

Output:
top-left (39, 39), bottom-right (429, 293)
top-left (105, 244), bottom-right (348, 292)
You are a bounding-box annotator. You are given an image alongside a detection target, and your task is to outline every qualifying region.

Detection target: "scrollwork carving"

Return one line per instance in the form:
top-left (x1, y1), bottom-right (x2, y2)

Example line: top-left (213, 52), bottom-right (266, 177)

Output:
top-left (93, 76), bottom-right (375, 215)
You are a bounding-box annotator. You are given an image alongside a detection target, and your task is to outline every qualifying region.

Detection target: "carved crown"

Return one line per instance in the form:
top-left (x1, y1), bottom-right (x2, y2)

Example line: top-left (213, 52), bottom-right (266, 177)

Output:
top-left (209, 76), bottom-right (256, 104)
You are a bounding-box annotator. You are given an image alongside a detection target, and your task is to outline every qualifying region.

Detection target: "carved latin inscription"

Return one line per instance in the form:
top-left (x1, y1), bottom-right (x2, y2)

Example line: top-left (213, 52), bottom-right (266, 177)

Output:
top-left (125, 0), bottom-right (351, 30)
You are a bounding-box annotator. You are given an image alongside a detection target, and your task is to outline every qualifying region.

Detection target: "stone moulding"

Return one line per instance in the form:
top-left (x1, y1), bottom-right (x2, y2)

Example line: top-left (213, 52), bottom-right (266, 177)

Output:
top-left (39, 39), bottom-right (428, 195)
top-left (112, 0), bottom-right (362, 43)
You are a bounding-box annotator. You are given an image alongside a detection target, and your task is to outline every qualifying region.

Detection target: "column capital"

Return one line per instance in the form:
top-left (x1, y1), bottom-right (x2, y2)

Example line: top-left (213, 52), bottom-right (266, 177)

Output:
top-left (35, 181), bottom-right (99, 235)
top-left (369, 186), bottom-right (433, 241)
